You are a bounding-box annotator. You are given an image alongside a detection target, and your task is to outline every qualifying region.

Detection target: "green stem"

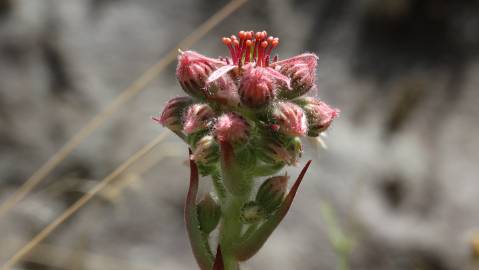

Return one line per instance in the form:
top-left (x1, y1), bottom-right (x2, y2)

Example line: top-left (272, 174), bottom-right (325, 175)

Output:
top-left (211, 171), bottom-right (226, 203)
top-left (220, 194), bottom-right (248, 270)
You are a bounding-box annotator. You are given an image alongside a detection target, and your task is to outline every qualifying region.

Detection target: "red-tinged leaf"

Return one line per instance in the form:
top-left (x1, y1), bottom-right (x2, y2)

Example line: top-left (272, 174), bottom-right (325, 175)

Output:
top-left (234, 160), bottom-right (312, 261)
top-left (185, 149), bottom-right (214, 269)
top-left (213, 245), bottom-right (225, 270)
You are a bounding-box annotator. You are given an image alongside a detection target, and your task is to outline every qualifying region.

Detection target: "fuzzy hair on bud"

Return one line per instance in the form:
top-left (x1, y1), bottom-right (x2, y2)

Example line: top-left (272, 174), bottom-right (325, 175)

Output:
top-left (191, 135), bottom-right (219, 165)
top-left (154, 96), bottom-right (193, 132)
top-left (258, 136), bottom-right (303, 166)
top-left (205, 67), bottom-right (240, 107)
top-left (272, 102), bottom-right (308, 137)
top-left (176, 51), bottom-right (225, 99)
top-left (256, 174), bottom-right (289, 214)
top-left (238, 65), bottom-right (276, 108)
top-left (296, 97), bottom-right (339, 136)
top-left (183, 104), bottom-right (215, 135)
top-left (214, 113), bottom-right (249, 144)
top-left (272, 53), bottom-right (318, 98)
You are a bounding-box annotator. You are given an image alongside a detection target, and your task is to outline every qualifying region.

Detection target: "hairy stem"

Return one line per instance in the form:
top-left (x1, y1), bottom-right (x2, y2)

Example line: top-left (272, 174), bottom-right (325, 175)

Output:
top-left (211, 171), bottom-right (227, 203)
top-left (219, 193), bottom-right (248, 270)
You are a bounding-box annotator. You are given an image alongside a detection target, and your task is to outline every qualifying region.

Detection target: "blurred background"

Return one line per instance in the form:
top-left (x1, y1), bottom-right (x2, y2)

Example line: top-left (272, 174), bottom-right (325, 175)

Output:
top-left (1, 0), bottom-right (479, 269)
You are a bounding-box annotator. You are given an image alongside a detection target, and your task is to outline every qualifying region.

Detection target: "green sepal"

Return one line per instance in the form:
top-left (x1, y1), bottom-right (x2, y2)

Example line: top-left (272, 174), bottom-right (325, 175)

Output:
top-left (197, 194), bottom-right (222, 234)
top-left (256, 175), bottom-right (288, 215)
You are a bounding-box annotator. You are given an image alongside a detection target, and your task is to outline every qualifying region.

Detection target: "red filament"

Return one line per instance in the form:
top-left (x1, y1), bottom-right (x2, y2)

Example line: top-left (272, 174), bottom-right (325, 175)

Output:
top-left (221, 30), bottom-right (280, 67)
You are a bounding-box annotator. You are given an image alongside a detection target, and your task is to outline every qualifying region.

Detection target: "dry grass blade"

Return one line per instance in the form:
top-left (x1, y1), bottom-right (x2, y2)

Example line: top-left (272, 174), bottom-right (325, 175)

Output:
top-left (0, 131), bottom-right (168, 270)
top-left (0, 0), bottom-right (248, 218)
top-left (5, 238), bottom-right (159, 270)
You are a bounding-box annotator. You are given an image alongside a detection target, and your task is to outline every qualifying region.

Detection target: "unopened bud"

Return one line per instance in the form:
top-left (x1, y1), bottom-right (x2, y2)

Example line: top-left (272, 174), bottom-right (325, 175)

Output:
top-left (196, 194), bottom-right (221, 234)
top-left (256, 174), bottom-right (289, 214)
top-left (240, 201), bottom-right (264, 224)
top-left (258, 136), bottom-right (303, 166)
top-left (154, 96), bottom-right (193, 132)
top-left (183, 103), bottom-right (215, 135)
top-left (191, 135), bottom-right (219, 166)
top-left (214, 113), bottom-right (250, 144)
top-left (205, 70), bottom-right (240, 107)
top-left (176, 51), bottom-right (224, 99)
top-left (238, 65), bottom-right (275, 108)
top-left (295, 97), bottom-right (339, 136)
top-left (272, 102), bottom-right (308, 136)
top-left (272, 53), bottom-right (318, 98)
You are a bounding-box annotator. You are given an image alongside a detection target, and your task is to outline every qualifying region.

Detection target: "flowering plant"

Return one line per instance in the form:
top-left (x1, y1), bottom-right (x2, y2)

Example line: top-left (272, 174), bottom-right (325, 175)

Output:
top-left (156, 30), bottom-right (338, 270)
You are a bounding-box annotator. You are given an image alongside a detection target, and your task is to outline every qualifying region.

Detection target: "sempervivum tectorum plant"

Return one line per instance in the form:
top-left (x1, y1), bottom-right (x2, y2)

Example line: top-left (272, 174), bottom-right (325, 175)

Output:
top-left (155, 30), bottom-right (339, 270)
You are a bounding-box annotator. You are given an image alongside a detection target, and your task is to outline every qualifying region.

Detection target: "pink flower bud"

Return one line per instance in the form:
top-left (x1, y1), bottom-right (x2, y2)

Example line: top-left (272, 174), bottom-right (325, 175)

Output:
top-left (296, 97), bottom-right (339, 136)
top-left (183, 103), bottom-right (215, 135)
top-left (258, 137), bottom-right (302, 166)
top-left (154, 96), bottom-right (193, 132)
top-left (238, 65), bottom-right (276, 108)
top-left (176, 51), bottom-right (225, 99)
top-left (272, 102), bottom-right (308, 136)
top-left (214, 113), bottom-right (249, 143)
top-left (205, 66), bottom-right (240, 107)
top-left (191, 135), bottom-right (219, 165)
top-left (272, 53), bottom-right (318, 98)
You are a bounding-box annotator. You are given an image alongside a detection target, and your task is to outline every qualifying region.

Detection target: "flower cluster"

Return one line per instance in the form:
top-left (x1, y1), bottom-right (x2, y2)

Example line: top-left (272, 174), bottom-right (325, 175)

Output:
top-left (157, 30), bottom-right (338, 176)
top-left (155, 30), bottom-right (339, 269)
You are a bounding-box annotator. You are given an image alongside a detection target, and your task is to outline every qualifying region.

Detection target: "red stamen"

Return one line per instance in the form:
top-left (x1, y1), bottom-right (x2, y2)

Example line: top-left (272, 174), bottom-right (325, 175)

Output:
top-left (245, 40), bottom-right (252, 63)
top-left (261, 31), bottom-right (267, 39)
top-left (253, 40), bottom-right (259, 63)
top-left (264, 37), bottom-right (279, 66)
top-left (221, 31), bottom-right (280, 67)
top-left (222, 37), bottom-right (236, 61)
top-left (239, 31), bottom-right (245, 39)
top-left (233, 39), bottom-right (240, 64)
top-left (258, 41), bottom-right (268, 66)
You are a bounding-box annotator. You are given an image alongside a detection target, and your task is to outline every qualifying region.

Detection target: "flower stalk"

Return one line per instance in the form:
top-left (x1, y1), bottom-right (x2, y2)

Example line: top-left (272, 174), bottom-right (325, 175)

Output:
top-left (156, 30), bottom-right (339, 269)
